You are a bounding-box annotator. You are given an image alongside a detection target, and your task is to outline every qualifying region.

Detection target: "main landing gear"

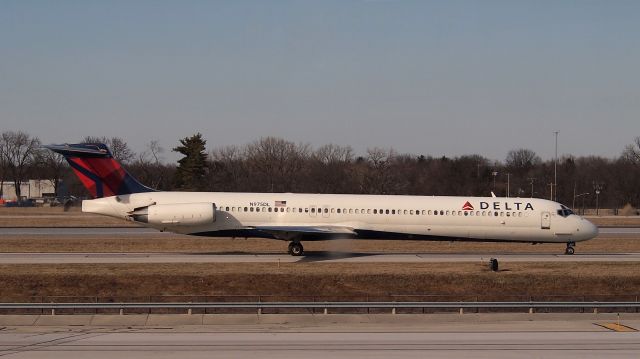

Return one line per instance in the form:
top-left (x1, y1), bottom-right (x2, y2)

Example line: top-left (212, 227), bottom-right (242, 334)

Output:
top-left (288, 241), bottom-right (304, 256)
top-left (565, 242), bottom-right (575, 255)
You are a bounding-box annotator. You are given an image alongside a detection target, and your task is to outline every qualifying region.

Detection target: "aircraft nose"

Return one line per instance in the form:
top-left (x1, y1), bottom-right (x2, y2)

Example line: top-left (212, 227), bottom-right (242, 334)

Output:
top-left (578, 219), bottom-right (599, 240)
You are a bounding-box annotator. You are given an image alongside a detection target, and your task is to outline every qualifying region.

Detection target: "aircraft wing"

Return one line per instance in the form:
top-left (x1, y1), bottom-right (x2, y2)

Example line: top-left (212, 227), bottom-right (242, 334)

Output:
top-left (250, 225), bottom-right (356, 238)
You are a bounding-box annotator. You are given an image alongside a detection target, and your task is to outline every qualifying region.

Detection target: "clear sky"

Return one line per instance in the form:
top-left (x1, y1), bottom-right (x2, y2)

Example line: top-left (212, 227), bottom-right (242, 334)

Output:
top-left (1, 0), bottom-right (639, 162)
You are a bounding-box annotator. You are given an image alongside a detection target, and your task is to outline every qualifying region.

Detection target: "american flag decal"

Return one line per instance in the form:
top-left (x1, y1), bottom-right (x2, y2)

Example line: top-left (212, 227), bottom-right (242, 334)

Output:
top-left (275, 200), bottom-right (287, 207)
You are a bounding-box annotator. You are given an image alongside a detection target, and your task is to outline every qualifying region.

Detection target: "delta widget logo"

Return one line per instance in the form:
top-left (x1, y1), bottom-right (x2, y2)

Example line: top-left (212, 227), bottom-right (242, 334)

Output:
top-left (462, 201), bottom-right (474, 211)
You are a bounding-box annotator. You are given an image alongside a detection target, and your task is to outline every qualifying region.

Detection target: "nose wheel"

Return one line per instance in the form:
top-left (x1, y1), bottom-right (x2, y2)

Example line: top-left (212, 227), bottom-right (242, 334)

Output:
top-left (288, 241), bottom-right (304, 256)
top-left (565, 242), bottom-right (575, 255)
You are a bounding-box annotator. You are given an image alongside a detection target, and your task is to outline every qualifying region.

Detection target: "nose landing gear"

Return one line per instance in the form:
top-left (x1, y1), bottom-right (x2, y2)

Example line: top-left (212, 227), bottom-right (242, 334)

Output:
top-left (565, 242), bottom-right (575, 255)
top-left (288, 241), bottom-right (304, 256)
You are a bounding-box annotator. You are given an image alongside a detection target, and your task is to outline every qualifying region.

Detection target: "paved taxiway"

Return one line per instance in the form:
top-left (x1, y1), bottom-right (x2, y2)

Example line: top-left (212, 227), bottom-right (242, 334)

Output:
top-left (1, 314), bottom-right (639, 358)
top-left (1, 251), bottom-right (640, 264)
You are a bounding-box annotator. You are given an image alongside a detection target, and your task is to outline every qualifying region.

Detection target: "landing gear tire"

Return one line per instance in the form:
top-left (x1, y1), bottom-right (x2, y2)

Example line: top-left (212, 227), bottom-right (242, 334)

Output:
top-left (288, 242), bottom-right (304, 256)
top-left (565, 242), bottom-right (575, 255)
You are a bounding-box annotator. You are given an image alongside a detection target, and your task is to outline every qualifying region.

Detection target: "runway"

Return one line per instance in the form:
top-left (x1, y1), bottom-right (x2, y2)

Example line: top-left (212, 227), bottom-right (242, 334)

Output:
top-left (1, 251), bottom-right (640, 264)
top-left (1, 314), bottom-right (639, 358)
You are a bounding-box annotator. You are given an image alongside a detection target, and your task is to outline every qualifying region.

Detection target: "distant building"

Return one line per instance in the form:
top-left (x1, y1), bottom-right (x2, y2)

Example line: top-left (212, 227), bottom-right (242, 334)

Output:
top-left (0, 180), bottom-right (56, 201)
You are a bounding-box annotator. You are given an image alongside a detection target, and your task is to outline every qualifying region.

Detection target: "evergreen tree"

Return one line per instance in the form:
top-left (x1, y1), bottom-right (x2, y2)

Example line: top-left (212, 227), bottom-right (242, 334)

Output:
top-left (173, 133), bottom-right (208, 190)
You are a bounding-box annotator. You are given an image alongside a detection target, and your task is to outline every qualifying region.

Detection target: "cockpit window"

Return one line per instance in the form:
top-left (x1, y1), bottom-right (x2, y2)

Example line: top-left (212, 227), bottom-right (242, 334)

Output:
top-left (557, 205), bottom-right (574, 218)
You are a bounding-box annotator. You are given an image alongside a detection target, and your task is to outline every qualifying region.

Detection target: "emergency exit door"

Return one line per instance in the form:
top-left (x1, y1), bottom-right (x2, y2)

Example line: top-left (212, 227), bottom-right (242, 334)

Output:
top-left (541, 211), bottom-right (551, 229)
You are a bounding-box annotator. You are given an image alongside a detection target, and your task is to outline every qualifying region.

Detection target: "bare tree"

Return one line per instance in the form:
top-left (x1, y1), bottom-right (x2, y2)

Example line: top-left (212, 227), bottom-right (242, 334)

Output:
top-left (82, 136), bottom-right (135, 163)
top-left (130, 140), bottom-right (167, 189)
top-left (0, 131), bottom-right (41, 200)
top-left (33, 148), bottom-right (67, 196)
top-left (308, 144), bottom-right (355, 193)
top-left (622, 136), bottom-right (640, 164)
top-left (506, 149), bottom-right (541, 173)
top-left (209, 145), bottom-right (248, 191)
top-left (362, 147), bottom-right (397, 194)
top-left (245, 137), bottom-right (310, 192)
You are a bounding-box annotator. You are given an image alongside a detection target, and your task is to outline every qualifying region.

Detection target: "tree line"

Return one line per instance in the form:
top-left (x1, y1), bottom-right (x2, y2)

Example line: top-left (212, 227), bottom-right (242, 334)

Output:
top-left (1, 131), bottom-right (639, 210)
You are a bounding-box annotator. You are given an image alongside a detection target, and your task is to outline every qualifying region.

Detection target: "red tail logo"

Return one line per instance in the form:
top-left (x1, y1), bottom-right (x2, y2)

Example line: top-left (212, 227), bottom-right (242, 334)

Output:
top-left (462, 201), bottom-right (474, 211)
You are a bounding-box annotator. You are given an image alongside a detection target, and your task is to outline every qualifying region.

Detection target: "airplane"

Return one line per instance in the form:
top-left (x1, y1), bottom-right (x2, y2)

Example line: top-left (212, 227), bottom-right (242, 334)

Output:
top-left (45, 143), bottom-right (599, 256)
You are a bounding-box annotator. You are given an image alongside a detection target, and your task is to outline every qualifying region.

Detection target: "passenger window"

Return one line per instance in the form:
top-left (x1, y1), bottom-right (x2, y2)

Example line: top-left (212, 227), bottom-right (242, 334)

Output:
top-left (428, 210), bottom-right (432, 215)
top-left (355, 209), bottom-right (359, 214)
top-left (410, 210), bottom-right (414, 215)
top-left (311, 208), bottom-right (315, 213)
top-left (256, 207), bottom-right (260, 212)
top-left (374, 209), bottom-right (377, 214)
top-left (386, 209), bottom-right (390, 214)
top-left (250, 207), bottom-right (254, 212)
top-left (464, 211), bottom-right (468, 216)
top-left (404, 210), bottom-right (408, 215)
top-left (392, 210), bottom-right (396, 215)
top-left (458, 211), bottom-right (462, 216)
top-left (440, 210), bottom-right (444, 215)
top-left (305, 208), bottom-right (309, 213)
top-left (244, 207), bottom-right (248, 212)
top-left (324, 208), bottom-right (328, 214)
top-left (337, 209), bottom-right (341, 214)
top-left (367, 209), bottom-right (371, 214)
top-left (434, 211), bottom-right (438, 216)
top-left (349, 209), bottom-right (354, 214)
top-left (445, 210), bottom-right (449, 215)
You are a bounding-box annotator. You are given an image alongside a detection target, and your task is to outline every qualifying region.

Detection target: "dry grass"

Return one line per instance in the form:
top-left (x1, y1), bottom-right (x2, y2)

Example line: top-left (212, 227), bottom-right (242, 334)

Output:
top-left (1, 262), bottom-right (639, 302)
top-left (0, 234), bottom-right (637, 254)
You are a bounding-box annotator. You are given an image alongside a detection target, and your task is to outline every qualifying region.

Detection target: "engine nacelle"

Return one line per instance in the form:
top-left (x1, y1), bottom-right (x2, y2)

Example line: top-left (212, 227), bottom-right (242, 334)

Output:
top-left (130, 203), bottom-right (216, 226)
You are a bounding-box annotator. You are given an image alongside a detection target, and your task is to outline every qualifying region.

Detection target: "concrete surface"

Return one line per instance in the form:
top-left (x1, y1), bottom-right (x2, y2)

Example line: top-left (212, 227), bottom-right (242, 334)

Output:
top-left (1, 314), bottom-right (640, 358)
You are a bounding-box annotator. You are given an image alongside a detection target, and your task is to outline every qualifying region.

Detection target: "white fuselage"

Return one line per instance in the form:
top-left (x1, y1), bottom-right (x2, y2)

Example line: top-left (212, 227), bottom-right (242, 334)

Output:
top-left (82, 192), bottom-right (598, 244)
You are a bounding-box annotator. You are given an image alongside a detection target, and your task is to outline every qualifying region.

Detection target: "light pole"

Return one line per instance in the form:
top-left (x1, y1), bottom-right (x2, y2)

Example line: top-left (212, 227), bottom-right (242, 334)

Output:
top-left (528, 177), bottom-right (535, 198)
top-left (506, 173), bottom-right (511, 198)
top-left (574, 192), bottom-right (589, 215)
top-left (492, 171), bottom-right (498, 192)
top-left (593, 181), bottom-right (604, 216)
top-left (554, 131), bottom-right (558, 201)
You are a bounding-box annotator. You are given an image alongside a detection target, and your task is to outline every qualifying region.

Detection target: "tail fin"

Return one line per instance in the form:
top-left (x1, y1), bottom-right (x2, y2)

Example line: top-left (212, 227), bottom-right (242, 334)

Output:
top-left (45, 143), bottom-right (155, 198)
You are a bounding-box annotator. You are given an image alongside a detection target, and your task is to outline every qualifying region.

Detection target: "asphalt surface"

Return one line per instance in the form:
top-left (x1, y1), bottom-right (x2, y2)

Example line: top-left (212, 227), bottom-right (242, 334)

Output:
top-left (1, 314), bottom-right (639, 358)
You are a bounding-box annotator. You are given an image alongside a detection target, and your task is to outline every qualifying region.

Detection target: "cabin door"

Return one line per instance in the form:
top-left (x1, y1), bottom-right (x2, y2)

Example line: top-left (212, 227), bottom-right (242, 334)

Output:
top-left (541, 211), bottom-right (551, 229)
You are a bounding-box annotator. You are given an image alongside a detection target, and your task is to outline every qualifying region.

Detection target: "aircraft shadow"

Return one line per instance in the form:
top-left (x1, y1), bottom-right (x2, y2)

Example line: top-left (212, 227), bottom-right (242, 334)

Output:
top-left (297, 251), bottom-right (378, 262)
